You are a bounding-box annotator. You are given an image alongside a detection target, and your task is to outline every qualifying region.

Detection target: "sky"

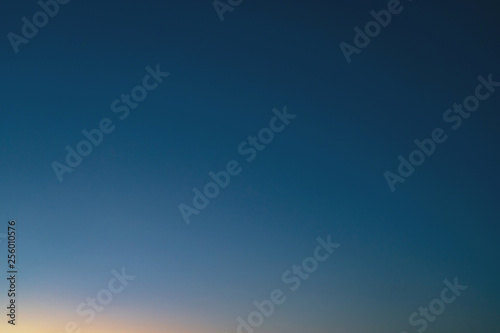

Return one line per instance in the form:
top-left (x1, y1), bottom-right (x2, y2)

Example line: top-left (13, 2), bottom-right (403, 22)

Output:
top-left (1, 0), bottom-right (500, 332)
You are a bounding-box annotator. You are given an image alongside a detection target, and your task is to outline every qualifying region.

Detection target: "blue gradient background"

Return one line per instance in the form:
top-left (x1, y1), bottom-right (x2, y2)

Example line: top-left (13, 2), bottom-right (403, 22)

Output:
top-left (0, 0), bottom-right (499, 332)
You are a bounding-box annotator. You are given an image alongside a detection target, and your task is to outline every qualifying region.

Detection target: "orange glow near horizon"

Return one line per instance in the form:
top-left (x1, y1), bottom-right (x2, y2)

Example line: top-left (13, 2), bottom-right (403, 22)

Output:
top-left (0, 304), bottom-right (222, 333)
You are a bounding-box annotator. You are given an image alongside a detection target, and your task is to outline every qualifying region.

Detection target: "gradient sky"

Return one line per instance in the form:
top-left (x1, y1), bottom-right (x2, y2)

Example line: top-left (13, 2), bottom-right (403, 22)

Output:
top-left (1, 0), bottom-right (500, 332)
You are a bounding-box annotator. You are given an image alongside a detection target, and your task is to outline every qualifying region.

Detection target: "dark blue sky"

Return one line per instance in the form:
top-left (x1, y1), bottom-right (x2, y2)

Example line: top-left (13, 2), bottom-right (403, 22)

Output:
top-left (0, 0), bottom-right (499, 332)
